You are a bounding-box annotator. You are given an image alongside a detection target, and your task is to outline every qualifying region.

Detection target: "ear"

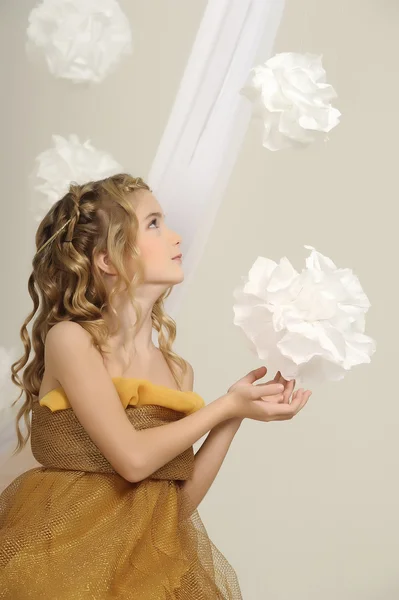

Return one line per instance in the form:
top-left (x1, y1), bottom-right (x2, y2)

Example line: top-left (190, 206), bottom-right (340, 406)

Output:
top-left (95, 250), bottom-right (117, 276)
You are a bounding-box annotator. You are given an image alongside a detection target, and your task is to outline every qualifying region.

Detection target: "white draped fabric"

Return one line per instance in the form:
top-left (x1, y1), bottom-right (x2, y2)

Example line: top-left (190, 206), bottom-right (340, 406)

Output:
top-left (150, 0), bottom-right (285, 322)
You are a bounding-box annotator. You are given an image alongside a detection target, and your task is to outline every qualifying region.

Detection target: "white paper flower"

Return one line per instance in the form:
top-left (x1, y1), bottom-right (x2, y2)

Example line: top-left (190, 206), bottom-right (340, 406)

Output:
top-left (27, 0), bottom-right (133, 83)
top-left (0, 347), bottom-right (28, 468)
top-left (32, 134), bottom-right (123, 217)
top-left (241, 52), bottom-right (341, 151)
top-left (233, 246), bottom-right (376, 386)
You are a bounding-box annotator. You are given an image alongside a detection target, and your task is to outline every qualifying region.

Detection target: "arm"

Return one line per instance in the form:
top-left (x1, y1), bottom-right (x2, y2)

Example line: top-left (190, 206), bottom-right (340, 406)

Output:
top-left (134, 393), bottom-right (234, 482)
top-left (180, 362), bottom-right (243, 509)
top-left (46, 323), bottom-right (236, 484)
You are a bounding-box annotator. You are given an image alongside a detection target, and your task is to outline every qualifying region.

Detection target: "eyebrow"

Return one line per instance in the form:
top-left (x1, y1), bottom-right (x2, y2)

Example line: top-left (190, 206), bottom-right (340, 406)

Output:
top-left (144, 211), bottom-right (165, 221)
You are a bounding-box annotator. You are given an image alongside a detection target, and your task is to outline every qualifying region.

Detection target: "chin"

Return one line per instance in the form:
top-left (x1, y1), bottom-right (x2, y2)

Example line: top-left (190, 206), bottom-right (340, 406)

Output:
top-left (173, 273), bottom-right (185, 284)
top-left (172, 270), bottom-right (184, 284)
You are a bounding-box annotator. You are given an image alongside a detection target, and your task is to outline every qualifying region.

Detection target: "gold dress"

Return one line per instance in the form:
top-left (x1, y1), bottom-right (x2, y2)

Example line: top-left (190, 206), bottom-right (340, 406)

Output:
top-left (0, 378), bottom-right (242, 599)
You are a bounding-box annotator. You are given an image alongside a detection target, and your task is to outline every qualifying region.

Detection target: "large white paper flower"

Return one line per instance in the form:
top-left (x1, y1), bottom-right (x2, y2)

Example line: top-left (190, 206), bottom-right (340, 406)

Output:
top-left (233, 246), bottom-right (376, 386)
top-left (241, 52), bottom-right (341, 151)
top-left (32, 134), bottom-right (123, 217)
top-left (27, 0), bottom-right (133, 83)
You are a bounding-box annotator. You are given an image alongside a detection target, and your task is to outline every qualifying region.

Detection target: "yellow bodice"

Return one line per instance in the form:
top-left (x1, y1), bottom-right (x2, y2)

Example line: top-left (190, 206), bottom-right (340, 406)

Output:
top-left (39, 377), bottom-right (205, 415)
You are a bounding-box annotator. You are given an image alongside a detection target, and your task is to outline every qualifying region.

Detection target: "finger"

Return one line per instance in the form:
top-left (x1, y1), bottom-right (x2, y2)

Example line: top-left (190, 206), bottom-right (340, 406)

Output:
top-left (256, 366), bottom-right (268, 378)
top-left (298, 390), bottom-right (312, 410)
top-left (279, 372), bottom-right (290, 387)
top-left (276, 372), bottom-right (292, 397)
top-left (281, 389), bottom-right (311, 417)
top-left (234, 366), bottom-right (267, 388)
top-left (289, 389), bottom-right (312, 414)
top-left (289, 388), bottom-right (305, 411)
top-left (260, 393), bottom-right (297, 418)
top-left (252, 382), bottom-right (284, 398)
top-left (282, 379), bottom-right (295, 404)
top-left (247, 366), bottom-right (268, 384)
top-left (267, 371), bottom-right (287, 386)
top-left (262, 388), bottom-right (307, 418)
top-left (289, 379), bottom-right (297, 400)
top-left (260, 393), bottom-right (285, 403)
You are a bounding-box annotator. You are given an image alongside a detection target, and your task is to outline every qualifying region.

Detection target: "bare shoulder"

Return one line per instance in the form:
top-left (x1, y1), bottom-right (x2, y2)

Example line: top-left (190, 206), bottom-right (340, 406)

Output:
top-left (46, 321), bottom-right (92, 350)
top-left (44, 322), bottom-right (94, 383)
top-left (43, 320), bottom-right (141, 482)
top-left (181, 359), bottom-right (194, 392)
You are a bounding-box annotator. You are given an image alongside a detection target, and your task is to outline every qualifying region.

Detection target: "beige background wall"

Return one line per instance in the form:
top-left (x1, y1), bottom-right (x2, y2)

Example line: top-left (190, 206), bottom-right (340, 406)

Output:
top-left (1, 1), bottom-right (398, 598)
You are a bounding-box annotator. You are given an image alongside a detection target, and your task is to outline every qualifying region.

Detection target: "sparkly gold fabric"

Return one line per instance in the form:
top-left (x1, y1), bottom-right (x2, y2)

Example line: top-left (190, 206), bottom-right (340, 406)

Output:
top-left (0, 379), bottom-right (242, 599)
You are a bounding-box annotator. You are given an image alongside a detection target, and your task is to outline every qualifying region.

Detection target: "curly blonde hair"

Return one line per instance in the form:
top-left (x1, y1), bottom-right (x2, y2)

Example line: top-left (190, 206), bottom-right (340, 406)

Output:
top-left (10, 173), bottom-right (187, 455)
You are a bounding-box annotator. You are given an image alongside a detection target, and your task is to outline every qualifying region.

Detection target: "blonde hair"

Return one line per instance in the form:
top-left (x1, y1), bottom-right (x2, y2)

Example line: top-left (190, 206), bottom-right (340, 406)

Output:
top-left (10, 173), bottom-right (187, 455)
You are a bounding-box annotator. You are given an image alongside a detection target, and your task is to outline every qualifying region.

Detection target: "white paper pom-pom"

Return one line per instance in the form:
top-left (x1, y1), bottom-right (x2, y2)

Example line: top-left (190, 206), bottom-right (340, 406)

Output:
top-left (32, 134), bottom-right (123, 218)
top-left (27, 0), bottom-right (133, 83)
top-left (241, 52), bottom-right (341, 151)
top-left (233, 246), bottom-right (376, 387)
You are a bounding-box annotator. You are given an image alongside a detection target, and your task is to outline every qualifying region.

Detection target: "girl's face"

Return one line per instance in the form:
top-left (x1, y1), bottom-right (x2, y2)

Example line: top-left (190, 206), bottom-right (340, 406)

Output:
top-left (132, 190), bottom-right (183, 286)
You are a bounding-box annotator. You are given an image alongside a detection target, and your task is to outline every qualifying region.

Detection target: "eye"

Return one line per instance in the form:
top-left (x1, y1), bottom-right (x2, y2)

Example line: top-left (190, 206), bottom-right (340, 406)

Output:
top-left (149, 218), bottom-right (160, 229)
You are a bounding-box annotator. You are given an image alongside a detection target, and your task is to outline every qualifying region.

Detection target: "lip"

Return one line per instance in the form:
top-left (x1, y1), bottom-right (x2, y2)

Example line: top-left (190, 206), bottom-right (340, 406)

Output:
top-left (172, 254), bottom-right (182, 260)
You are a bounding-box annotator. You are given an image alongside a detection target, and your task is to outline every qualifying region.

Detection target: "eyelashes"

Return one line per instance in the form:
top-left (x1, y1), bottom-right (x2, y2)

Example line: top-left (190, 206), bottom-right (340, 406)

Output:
top-left (149, 218), bottom-right (160, 229)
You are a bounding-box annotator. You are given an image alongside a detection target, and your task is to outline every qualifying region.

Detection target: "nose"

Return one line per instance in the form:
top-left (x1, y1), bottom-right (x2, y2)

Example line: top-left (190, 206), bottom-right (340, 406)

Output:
top-left (172, 230), bottom-right (182, 248)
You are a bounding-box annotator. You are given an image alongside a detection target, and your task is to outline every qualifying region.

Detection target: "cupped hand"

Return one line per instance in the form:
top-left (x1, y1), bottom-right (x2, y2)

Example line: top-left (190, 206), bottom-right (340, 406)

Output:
top-left (228, 366), bottom-right (286, 400)
top-left (227, 366), bottom-right (312, 422)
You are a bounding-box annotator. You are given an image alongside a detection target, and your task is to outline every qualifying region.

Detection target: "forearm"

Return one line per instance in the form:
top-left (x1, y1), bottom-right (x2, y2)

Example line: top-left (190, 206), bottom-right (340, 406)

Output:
top-left (180, 417), bottom-right (242, 509)
top-left (134, 394), bottom-right (234, 482)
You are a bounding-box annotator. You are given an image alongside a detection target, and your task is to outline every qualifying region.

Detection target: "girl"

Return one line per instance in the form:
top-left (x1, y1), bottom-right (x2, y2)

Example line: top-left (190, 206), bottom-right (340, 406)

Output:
top-left (0, 174), bottom-right (311, 599)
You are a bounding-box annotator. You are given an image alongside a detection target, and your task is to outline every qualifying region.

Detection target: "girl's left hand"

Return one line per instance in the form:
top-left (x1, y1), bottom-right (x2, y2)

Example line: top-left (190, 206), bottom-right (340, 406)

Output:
top-left (227, 366), bottom-right (295, 404)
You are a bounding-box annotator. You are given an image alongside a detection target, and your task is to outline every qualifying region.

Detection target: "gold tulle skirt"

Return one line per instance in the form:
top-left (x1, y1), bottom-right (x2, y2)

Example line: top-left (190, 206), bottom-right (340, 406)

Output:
top-left (0, 392), bottom-right (242, 599)
top-left (0, 468), bottom-right (241, 599)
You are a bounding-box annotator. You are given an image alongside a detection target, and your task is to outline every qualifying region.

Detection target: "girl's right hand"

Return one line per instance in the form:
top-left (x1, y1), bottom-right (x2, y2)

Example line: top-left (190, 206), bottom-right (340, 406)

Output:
top-left (227, 379), bottom-right (312, 422)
